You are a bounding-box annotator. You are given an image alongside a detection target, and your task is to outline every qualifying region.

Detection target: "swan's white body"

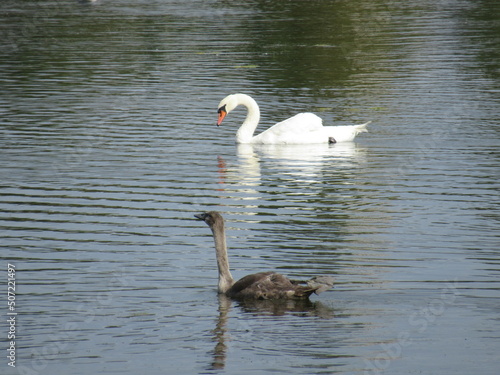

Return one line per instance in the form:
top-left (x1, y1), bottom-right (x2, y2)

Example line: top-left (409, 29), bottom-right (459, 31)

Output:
top-left (217, 93), bottom-right (370, 145)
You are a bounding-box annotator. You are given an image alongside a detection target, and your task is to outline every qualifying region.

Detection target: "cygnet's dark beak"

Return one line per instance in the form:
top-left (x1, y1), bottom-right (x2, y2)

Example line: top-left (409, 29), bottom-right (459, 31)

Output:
top-left (194, 213), bottom-right (206, 221)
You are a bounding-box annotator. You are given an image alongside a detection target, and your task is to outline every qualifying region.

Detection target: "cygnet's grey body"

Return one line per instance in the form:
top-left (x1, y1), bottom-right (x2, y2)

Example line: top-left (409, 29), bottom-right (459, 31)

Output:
top-left (195, 211), bottom-right (334, 300)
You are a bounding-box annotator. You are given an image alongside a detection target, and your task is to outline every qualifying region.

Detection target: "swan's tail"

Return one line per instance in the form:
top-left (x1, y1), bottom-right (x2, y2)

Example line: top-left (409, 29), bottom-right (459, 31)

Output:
top-left (307, 276), bottom-right (335, 295)
top-left (290, 276), bottom-right (334, 297)
top-left (354, 120), bottom-right (371, 135)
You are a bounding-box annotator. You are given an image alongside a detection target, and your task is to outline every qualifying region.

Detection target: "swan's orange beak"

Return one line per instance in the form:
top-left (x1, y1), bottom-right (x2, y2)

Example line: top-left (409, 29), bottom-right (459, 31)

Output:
top-left (217, 109), bottom-right (227, 126)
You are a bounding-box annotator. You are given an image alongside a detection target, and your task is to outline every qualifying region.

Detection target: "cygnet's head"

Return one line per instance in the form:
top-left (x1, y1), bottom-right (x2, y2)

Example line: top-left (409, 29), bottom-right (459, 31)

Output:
top-left (195, 211), bottom-right (224, 228)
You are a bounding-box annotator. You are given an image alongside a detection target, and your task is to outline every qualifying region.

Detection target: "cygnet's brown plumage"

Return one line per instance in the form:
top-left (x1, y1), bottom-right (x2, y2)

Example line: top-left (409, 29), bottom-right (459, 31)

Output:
top-left (195, 211), bottom-right (334, 300)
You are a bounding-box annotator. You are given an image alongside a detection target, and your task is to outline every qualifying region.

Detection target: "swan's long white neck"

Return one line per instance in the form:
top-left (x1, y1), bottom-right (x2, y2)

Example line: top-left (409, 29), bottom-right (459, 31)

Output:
top-left (210, 220), bottom-right (235, 294)
top-left (233, 94), bottom-right (260, 143)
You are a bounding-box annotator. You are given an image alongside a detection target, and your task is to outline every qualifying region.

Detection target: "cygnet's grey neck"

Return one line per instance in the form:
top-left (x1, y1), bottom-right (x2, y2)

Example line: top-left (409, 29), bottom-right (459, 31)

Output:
top-left (209, 218), bottom-right (234, 293)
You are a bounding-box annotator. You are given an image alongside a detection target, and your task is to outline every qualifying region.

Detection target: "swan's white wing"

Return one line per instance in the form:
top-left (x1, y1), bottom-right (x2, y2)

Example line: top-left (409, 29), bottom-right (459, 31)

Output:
top-left (251, 113), bottom-right (326, 144)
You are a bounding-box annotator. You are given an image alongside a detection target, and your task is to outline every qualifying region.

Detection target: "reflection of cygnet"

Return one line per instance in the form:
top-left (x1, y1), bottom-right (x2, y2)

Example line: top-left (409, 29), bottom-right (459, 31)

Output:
top-left (195, 211), bottom-right (334, 300)
top-left (217, 93), bottom-right (370, 144)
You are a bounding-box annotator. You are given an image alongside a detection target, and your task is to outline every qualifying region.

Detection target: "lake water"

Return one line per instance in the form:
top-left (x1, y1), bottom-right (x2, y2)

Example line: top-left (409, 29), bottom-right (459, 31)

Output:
top-left (1, 0), bottom-right (499, 374)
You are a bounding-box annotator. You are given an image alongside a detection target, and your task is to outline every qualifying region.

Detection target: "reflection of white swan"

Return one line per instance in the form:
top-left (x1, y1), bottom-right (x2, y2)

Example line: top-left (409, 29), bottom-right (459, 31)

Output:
top-left (241, 142), bottom-right (359, 162)
top-left (217, 93), bottom-right (370, 144)
top-left (215, 143), bottom-right (366, 208)
top-left (237, 142), bottom-right (365, 180)
top-left (195, 211), bottom-right (334, 299)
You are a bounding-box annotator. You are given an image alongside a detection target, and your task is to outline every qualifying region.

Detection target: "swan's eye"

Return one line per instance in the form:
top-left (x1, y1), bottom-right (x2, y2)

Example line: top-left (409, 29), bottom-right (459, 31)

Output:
top-left (217, 104), bottom-right (226, 114)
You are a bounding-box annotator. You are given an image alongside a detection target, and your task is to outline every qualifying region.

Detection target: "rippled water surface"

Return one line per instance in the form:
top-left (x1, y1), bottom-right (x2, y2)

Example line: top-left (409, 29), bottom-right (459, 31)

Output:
top-left (1, 1), bottom-right (499, 374)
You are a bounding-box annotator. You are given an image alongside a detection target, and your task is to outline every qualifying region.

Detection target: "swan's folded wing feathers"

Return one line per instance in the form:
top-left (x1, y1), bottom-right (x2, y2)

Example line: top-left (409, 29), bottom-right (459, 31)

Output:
top-left (228, 272), bottom-right (314, 299)
top-left (253, 113), bottom-right (324, 144)
top-left (272, 113), bottom-right (323, 134)
top-left (227, 271), bottom-right (275, 297)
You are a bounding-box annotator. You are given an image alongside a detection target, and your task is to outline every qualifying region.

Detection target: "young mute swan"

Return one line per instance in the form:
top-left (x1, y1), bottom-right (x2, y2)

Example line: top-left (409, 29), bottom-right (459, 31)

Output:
top-left (217, 93), bottom-right (371, 144)
top-left (195, 211), bottom-right (334, 300)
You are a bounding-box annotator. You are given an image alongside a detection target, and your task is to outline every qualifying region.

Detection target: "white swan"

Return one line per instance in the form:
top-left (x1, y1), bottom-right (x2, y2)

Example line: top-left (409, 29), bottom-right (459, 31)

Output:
top-left (217, 93), bottom-right (370, 144)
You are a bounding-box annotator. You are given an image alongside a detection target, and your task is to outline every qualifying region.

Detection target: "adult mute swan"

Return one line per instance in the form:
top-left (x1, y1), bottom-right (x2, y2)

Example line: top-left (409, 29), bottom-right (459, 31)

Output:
top-left (195, 211), bottom-right (334, 300)
top-left (217, 93), bottom-right (370, 144)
